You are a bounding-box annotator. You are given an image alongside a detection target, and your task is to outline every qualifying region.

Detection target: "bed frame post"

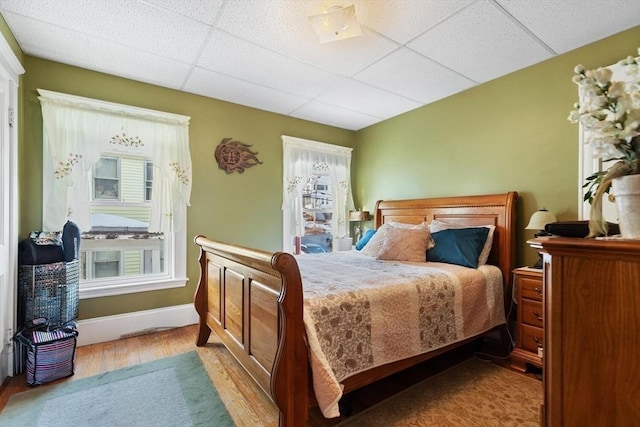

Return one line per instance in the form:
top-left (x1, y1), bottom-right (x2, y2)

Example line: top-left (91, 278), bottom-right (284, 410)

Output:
top-left (270, 252), bottom-right (309, 427)
top-left (194, 235), bottom-right (212, 346)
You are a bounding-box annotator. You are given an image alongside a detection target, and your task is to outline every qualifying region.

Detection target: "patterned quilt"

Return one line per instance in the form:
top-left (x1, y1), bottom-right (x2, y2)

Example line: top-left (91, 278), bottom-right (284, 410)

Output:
top-left (296, 250), bottom-right (505, 418)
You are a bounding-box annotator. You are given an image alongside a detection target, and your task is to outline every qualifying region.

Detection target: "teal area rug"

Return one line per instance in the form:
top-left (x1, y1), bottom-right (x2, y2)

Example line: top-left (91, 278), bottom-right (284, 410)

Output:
top-left (0, 351), bottom-right (234, 427)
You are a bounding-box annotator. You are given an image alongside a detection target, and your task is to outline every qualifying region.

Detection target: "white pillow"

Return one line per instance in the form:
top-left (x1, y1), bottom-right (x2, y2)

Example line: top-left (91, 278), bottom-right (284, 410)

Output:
top-left (429, 220), bottom-right (495, 266)
top-left (361, 221), bottom-right (433, 257)
top-left (376, 227), bottom-right (430, 262)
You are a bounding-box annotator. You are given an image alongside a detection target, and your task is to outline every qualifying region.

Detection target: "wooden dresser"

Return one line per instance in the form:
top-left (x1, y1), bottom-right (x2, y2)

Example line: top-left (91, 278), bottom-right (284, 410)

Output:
top-left (529, 237), bottom-right (640, 426)
top-left (510, 267), bottom-right (543, 372)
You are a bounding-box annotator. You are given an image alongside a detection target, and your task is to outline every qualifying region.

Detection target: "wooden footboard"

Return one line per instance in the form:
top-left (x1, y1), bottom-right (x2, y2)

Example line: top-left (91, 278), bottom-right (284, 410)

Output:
top-left (193, 237), bottom-right (309, 426)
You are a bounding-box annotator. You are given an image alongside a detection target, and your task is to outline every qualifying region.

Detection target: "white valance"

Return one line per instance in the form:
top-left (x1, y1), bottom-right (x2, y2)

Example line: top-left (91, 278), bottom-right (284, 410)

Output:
top-left (282, 135), bottom-right (354, 251)
top-left (39, 89), bottom-right (192, 233)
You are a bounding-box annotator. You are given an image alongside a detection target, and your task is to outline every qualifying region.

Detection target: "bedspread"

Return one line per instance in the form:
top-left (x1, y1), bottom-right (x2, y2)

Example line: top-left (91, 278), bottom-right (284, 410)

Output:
top-left (297, 250), bottom-right (505, 418)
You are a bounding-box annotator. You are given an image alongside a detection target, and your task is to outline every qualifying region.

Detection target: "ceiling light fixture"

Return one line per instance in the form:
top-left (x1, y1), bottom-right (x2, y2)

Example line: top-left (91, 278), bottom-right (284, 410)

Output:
top-left (308, 4), bottom-right (362, 44)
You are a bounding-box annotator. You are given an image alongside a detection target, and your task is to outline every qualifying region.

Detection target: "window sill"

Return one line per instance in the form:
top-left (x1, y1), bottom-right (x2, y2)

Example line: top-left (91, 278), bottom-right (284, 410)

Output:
top-left (79, 277), bottom-right (188, 299)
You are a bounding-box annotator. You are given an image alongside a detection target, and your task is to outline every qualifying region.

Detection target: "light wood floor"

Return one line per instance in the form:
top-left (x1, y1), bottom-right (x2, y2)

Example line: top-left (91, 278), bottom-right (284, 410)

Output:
top-left (0, 325), bottom-right (282, 427)
top-left (0, 324), bottom-right (536, 426)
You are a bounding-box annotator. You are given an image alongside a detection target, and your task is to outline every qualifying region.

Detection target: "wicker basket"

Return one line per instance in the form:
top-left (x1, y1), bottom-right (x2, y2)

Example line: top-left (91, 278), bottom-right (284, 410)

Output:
top-left (18, 260), bottom-right (79, 327)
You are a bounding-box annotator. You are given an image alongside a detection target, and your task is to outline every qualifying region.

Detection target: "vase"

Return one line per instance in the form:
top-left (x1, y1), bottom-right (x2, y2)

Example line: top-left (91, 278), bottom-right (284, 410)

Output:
top-left (611, 174), bottom-right (640, 238)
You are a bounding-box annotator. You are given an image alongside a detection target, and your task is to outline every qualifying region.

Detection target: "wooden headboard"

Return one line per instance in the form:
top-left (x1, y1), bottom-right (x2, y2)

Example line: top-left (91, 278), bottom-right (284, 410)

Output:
top-left (374, 191), bottom-right (518, 291)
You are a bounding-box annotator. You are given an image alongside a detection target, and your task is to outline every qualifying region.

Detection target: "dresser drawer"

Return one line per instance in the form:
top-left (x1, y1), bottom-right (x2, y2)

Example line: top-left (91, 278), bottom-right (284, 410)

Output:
top-left (521, 324), bottom-right (543, 354)
top-left (520, 276), bottom-right (543, 301)
top-left (521, 298), bottom-right (544, 327)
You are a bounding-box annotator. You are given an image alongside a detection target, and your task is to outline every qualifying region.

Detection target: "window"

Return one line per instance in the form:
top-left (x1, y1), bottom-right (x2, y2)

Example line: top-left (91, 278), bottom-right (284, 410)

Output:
top-left (39, 89), bottom-right (192, 299)
top-left (144, 161), bottom-right (153, 202)
top-left (282, 135), bottom-right (354, 254)
top-left (82, 251), bottom-right (122, 279)
top-left (94, 157), bottom-right (120, 200)
top-left (143, 248), bottom-right (163, 274)
top-left (301, 175), bottom-right (333, 252)
top-left (81, 154), bottom-right (166, 286)
top-left (94, 251), bottom-right (120, 278)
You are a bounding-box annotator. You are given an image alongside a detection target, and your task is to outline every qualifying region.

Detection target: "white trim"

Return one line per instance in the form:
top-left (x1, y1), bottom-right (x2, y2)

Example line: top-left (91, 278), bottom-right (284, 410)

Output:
top-left (0, 34), bottom-right (24, 83)
top-left (0, 31), bottom-right (23, 380)
top-left (76, 303), bottom-right (198, 346)
top-left (37, 89), bottom-right (190, 125)
top-left (79, 220), bottom-right (185, 298)
top-left (282, 135), bottom-right (353, 154)
top-left (79, 276), bottom-right (188, 299)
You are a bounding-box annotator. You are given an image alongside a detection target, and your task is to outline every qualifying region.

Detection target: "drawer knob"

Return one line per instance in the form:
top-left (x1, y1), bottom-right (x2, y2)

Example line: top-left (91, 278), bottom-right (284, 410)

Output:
top-left (534, 287), bottom-right (542, 294)
top-left (534, 336), bottom-right (542, 345)
top-left (533, 311), bottom-right (543, 321)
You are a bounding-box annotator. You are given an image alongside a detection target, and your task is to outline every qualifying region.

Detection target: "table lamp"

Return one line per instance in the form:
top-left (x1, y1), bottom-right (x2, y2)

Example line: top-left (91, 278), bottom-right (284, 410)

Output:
top-left (525, 207), bottom-right (557, 268)
top-left (349, 210), bottom-right (371, 242)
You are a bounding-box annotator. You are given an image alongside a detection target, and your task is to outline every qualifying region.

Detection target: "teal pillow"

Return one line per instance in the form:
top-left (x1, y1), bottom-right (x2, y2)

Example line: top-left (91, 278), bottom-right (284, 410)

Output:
top-left (427, 227), bottom-right (490, 268)
top-left (355, 229), bottom-right (376, 250)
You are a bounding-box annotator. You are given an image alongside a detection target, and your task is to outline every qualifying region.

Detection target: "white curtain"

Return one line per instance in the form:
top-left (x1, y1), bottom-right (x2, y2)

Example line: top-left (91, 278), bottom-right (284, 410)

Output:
top-left (282, 135), bottom-right (354, 252)
top-left (39, 90), bottom-right (191, 233)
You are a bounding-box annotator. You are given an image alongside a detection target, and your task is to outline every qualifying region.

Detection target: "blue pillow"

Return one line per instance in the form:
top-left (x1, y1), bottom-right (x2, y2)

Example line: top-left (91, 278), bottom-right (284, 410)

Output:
top-left (355, 229), bottom-right (376, 250)
top-left (427, 227), bottom-right (490, 268)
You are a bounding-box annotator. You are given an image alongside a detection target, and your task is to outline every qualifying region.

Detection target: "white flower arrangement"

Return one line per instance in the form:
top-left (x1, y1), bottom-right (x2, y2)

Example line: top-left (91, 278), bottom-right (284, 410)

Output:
top-left (568, 47), bottom-right (640, 237)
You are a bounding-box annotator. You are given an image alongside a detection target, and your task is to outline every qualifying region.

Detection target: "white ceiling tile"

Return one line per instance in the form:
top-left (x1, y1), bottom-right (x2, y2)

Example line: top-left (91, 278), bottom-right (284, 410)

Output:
top-left (408, 0), bottom-right (553, 82)
top-left (354, 47), bottom-right (476, 104)
top-left (183, 67), bottom-right (310, 115)
top-left (354, 0), bottom-right (473, 44)
top-left (496, 0), bottom-right (640, 54)
top-left (196, 30), bottom-right (349, 98)
top-left (1, 0), bottom-right (210, 63)
top-left (216, 0), bottom-right (400, 76)
top-left (3, 12), bottom-right (190, 89)
top-left (315, 79), bottom-right (422, 118)
top-left (291, 100), bottom-right (381, 131)
top-left (143, 0), bottom-right (224, 26)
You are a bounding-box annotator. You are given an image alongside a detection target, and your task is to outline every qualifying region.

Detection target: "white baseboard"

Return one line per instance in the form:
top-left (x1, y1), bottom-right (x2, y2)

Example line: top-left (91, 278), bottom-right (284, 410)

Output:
top-left (76, 303), bottom-right (199, 347)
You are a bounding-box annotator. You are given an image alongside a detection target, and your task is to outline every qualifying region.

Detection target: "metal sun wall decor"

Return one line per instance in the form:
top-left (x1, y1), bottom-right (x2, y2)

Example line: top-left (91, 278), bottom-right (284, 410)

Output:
top-left (215, 137), bottom-right (263, 174)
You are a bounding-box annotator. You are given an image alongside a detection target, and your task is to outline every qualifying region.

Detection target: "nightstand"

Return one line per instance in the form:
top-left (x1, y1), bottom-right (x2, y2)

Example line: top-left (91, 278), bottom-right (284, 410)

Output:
top-left (510, 266), bottom-right (543, 372)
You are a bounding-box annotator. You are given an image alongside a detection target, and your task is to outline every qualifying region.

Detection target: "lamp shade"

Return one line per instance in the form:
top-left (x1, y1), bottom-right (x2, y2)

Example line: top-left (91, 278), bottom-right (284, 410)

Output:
top-left (349, 210), bottom-right (370, 222)
top-left (525, 209), bottom-right (557, 231)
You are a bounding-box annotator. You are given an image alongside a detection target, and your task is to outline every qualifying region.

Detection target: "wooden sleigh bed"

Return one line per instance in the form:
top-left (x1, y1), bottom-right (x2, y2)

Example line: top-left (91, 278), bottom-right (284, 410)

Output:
top-left (194, 191), bottom-right (518, 426)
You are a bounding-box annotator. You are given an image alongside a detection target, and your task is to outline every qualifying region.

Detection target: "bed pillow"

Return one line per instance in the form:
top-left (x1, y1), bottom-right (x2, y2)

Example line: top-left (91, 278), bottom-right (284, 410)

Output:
top-left (355, 229), bottom-right (376, 250)
top-left (429, 220), bottom-right (495, 265)
top-left (360, 224), bottom-right (390, 257)
top-left (376, 227), bottom-right (430, 262)
top-left (361, 221), bottom-right (432, 257)
top-left (427, 227), bottom-right (490, 268)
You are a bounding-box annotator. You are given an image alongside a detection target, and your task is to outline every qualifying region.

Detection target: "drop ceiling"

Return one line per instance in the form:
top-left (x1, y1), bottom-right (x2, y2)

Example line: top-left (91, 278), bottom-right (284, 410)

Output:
top-left (0, 0), bottom-right (638, 130)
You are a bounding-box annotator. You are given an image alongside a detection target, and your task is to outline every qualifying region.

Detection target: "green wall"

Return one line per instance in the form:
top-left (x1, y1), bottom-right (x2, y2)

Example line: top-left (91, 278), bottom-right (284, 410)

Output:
top-left (19, 56), bottom-right (355, 319)
top-left (0, 14), bottom-right (22, 62)
top-left (355, 26), bottom-right (640, 267)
